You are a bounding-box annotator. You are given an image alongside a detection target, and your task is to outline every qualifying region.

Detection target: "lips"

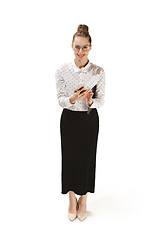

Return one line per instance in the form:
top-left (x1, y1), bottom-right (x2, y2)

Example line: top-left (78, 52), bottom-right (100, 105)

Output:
top-left (78, 54), bottom-right (85, 58)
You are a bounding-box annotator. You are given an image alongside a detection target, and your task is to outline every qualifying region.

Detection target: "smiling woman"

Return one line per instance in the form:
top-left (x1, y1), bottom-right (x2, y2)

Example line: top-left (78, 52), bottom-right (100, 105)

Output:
top-left (55, 24), bottom-right (106, 221)
top-left (71, 25), bottom-right (92, 67)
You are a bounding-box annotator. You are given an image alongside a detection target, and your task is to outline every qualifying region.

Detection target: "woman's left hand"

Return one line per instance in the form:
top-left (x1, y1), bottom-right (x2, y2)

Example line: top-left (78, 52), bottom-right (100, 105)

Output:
top-left (83, 90), bottom-right (94, 104)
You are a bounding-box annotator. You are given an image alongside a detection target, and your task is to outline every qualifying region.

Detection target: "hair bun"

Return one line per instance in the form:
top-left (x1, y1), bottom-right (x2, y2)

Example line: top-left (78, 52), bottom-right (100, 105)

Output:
top-left (77, 24), bottom-right (89, 33)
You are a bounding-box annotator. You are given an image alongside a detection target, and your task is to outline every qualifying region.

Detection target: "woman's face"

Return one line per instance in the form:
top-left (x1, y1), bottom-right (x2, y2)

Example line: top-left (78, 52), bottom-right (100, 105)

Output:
top-left (71, 36), bottom-right (92, 62)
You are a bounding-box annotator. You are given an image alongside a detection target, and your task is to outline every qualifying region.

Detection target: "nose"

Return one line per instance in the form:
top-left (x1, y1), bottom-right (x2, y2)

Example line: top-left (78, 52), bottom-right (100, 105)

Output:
top-left (79, 48), bottom-right (84, 53)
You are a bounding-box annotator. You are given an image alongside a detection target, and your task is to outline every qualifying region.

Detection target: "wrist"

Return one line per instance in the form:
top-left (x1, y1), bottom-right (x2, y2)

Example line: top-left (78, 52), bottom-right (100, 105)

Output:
top-left (69, 97), bottom-right (75, 104)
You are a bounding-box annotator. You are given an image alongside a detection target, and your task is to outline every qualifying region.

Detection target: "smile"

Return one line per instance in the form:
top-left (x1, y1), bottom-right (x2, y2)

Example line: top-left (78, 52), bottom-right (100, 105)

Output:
top-left (78, 54), bottom-right (85, 58)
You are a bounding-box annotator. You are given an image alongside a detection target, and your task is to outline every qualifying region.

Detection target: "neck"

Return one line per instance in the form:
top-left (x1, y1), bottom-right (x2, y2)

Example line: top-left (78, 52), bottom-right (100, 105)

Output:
top-left (74, 58), bottom-right (89, 69)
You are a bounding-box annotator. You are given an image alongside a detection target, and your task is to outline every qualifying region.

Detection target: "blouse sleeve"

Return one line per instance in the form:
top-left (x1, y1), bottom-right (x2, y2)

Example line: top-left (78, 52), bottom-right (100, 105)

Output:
top-left (55, 68), bottom-right (74, 108)
top-left (88, 69), bottom-right (106, 109)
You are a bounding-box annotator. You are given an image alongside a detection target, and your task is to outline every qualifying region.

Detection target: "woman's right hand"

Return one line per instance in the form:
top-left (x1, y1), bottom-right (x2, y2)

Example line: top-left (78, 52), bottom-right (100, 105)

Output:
top-left (69, 86), bottom-right (91, 104)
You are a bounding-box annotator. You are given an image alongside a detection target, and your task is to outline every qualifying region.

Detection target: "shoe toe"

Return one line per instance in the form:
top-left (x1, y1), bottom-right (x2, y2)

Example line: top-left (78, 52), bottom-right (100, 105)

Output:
top-left (77, 213), bottom-right (87, 221)
top-left (68, 212), bottom-right (77, 221)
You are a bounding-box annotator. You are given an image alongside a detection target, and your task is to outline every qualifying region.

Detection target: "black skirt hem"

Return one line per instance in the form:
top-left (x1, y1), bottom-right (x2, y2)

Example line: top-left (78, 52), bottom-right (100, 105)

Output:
top-left (61, 190), bottom-right (95, 196)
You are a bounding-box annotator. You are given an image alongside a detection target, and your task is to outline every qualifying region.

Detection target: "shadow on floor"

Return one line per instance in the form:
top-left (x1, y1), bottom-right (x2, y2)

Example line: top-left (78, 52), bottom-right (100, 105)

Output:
top-left (88, 190), bottom-right (145, 216)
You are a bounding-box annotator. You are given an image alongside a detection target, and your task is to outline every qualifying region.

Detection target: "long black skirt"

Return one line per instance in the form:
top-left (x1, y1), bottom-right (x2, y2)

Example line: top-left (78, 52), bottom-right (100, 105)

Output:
top-left (60, 108), bottom-right (99, 195)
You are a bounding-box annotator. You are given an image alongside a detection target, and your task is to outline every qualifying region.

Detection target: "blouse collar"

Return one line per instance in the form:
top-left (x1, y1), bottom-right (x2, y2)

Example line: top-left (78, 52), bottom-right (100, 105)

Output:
top-left (72, 59), bottom-right (91, 72)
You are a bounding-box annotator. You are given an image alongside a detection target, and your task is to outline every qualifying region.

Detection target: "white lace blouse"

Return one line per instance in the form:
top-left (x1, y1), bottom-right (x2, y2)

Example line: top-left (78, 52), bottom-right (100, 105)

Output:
top-left (55, 59), bottom-right (106, 111)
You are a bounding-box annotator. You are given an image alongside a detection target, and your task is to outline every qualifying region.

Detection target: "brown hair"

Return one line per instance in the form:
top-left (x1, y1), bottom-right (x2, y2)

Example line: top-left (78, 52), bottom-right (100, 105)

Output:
top-left (72, 24), bottom-right (92, 46)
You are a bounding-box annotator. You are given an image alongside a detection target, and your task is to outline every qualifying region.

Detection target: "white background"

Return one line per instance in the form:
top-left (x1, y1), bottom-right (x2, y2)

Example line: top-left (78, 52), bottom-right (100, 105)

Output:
top-left (0, 0), bottom-right (160, 239)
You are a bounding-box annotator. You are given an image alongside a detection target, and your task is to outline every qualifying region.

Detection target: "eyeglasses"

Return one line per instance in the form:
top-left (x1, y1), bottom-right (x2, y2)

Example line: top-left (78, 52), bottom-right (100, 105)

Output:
top-left (73, 45), bottom-right (90, 52)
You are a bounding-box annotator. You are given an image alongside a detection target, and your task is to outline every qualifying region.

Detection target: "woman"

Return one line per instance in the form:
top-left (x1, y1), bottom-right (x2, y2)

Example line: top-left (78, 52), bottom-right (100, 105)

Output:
top-left (55, 24), bottom-right (106, 221)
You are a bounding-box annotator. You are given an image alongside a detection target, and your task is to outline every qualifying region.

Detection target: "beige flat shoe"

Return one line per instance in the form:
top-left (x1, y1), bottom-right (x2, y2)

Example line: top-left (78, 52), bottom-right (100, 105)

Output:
top-left (68, 197), bottom-right (78, 221)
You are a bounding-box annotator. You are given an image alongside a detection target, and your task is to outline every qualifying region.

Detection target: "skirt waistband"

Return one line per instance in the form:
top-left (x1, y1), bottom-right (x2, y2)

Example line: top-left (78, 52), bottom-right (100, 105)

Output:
top-left (63, 108), bottom-right (97, 115)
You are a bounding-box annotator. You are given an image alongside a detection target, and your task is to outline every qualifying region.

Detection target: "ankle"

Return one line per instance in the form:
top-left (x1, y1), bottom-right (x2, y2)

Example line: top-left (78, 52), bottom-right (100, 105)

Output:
top-left (79, 197), bottom-right (87, 206)
top-left (69, 191), bottom-right (76, 200)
